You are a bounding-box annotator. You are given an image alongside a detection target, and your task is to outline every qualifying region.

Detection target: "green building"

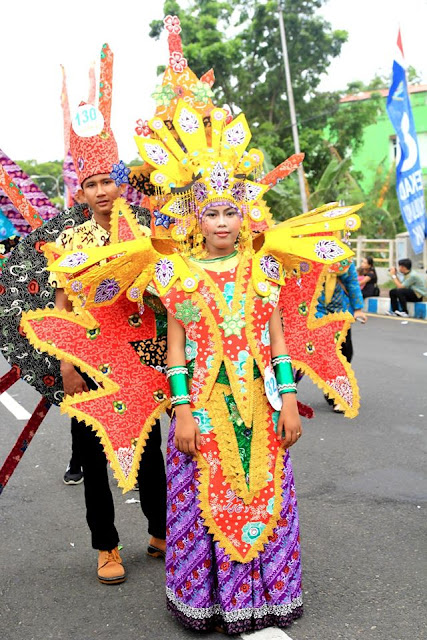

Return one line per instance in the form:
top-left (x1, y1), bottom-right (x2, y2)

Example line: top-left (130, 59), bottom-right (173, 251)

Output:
top-left (340, 84), bottom-right (427, 192)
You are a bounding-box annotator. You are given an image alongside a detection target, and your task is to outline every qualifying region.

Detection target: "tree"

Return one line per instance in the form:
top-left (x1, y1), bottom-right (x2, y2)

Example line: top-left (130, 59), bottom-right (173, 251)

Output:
top-left (17, 159), bottom-right (64, 208)
top-left (149, 0), bottom-right (382, 186)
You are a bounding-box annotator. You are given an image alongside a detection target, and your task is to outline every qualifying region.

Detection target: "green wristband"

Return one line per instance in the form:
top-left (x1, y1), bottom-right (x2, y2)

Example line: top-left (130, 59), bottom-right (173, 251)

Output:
top-left (272, 355), bottom-right (296, 394)
top-left (167, 366), bottom-right (191, 406)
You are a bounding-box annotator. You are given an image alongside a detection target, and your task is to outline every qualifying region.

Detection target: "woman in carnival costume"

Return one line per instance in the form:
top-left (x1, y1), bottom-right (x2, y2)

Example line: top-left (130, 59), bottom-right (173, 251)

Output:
top-left (21, 16), bottom-right (362, 633)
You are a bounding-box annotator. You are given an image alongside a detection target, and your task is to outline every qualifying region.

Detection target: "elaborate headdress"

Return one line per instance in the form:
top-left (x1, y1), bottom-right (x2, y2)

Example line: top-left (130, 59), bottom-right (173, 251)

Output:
top-left (69, 44), bottom-right (121, 186)
top-left (61, 62), bottom-right (96, 202)
top-left (131, 15), bottom-right (304, 252)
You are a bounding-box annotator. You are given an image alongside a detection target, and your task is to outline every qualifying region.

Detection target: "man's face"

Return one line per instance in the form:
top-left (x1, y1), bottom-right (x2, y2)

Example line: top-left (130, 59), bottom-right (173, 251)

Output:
top-left (81, 174), bottom-right (123, 216)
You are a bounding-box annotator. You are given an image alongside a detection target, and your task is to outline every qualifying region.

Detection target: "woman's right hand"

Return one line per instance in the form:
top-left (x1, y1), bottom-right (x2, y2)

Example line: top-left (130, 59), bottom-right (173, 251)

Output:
top-left (174, 406), bottom-right (201, 456)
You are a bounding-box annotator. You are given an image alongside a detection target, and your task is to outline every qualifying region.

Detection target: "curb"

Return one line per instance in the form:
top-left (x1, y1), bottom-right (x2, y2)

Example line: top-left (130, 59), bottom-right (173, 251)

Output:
top-left (364, 297), bottom-right (427, 319)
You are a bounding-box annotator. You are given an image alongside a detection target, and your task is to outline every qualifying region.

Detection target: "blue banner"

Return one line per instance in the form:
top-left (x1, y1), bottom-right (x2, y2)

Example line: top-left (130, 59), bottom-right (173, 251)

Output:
top-left (386, 57), bottom-right (427, 254)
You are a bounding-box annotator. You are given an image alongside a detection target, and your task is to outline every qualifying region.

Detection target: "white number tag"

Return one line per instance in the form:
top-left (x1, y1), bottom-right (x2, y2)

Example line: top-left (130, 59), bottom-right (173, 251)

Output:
top-left (264, 364), bottom-right (282, 410)
top-left (72, 105), bottom-right (104, 137)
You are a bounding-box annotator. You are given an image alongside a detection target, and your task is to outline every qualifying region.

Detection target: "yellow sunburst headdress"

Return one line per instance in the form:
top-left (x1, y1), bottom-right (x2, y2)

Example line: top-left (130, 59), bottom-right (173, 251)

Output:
top-left (130, 15), bottom-right (305, 254)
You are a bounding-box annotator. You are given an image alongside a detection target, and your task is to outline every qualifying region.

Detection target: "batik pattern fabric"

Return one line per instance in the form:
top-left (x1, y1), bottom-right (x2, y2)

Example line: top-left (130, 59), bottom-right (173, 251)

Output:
top-left (0, 148), bottom-right (59, 235)
top-left (161, 259), bottom-right (302, 631)
top-left (18, 200), bottom-right (167, 490)
top-left (158, 259), bottom-right (291, 566)
top-left (280, 260), bottom-right (360, 417)
top-left (21, 294), bottom-right (168, 491)
top-left (47, 216), bottom-right (112, 290)
top-left (69, 44), bottom-right (120, 186)
top-left (0, 203), bottom-right (150, 406)
top-left (0, 204), bottom-right (90, 403)
top-left (63, 150), bottom-right (79, 203)
top-left (166, 416), bottom-right (303, 634)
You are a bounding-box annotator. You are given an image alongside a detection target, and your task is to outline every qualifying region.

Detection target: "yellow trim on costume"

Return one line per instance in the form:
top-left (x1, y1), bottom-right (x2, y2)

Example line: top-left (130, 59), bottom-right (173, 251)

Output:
top-left (276, 202), bottom-right (363, 229)
top-left (251, 252), bottom-right (285, 297)
top-left (172, 100), bottom-right (207, 155)
top-left (195, 435), bottom-right (287, 564)
top-left (109, 197), bottom-right (151, 243)
top-left (204, 379), bottom-right (271, 504)
top-left (256, 225), bottom-right (356, 268)
top-left (20, 307), bottom-right (169, 492)
top-left (250, 203), bottom-right (363, 297)
top-left (210, 108), bottom-right (228, 150)
top-left (62, 394), bottom-right (169, 492)
top-left (292, 264), bottom-right (360, 418)
top-left (189, 253), bottom-right (240, 273)
top-left (152, 253), bottom-right (198, 297)
top-left (244, 278), bottom-right (268, 379)
top-left (221, 112), bottom-right (252, 163)
top-left (148, 116), bottom-right (186, 161)
top-left (186, 256), bottom-right (253, 426)
top-left (187, 289), bottom-right (223, 407)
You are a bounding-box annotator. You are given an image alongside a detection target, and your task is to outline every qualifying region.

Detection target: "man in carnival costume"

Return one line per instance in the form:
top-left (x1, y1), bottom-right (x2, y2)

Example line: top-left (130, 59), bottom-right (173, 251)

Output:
top-left (2, 44), bottom-right (167, 585)
top-left (50, 44), bottom-right (167, 585)
top-left (21, 16), bottom-right (364, 632)
top-left (59, 59), bottom-right (142, 485)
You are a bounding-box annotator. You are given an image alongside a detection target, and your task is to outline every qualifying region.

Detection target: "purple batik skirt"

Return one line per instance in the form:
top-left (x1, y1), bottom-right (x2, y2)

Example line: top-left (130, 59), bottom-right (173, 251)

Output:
top-left (165, 416), bottom-right (303, 634)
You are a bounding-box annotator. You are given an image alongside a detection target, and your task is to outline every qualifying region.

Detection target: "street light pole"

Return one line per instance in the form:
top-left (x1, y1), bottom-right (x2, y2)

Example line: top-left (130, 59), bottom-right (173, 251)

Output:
top-left (277, 0), bottom-right (308, 212)
top-left (30, 174), bottom-right (62, 199)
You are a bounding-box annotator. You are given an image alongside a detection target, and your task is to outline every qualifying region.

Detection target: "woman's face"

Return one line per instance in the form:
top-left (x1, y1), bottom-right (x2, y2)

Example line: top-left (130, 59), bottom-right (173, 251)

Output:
top-left (200, 204), bottom-right (242, 253)
top-left (361, 258), bottom-right (369, 270)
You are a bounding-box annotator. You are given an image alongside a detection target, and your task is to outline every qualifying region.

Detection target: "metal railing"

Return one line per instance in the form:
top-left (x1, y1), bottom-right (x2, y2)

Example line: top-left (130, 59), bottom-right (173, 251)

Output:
top-left (350, 237), bottom-right (395, 269)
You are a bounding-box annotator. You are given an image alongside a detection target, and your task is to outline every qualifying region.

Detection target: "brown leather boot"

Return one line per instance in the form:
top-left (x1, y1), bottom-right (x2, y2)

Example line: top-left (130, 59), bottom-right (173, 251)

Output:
top-left (97, 547), bottom-right (126, 585)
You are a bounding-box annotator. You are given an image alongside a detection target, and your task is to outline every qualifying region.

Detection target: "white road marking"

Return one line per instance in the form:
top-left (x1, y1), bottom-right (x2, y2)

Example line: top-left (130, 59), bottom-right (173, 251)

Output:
top-left (240, 628), bottom-right (294, 640)
top-left (0, 392), bottom-right (31, 420)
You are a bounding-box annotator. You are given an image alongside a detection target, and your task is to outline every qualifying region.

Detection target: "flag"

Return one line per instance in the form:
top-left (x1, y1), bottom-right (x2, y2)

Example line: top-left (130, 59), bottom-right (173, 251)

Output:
top-left (386, 30), bottom-right (427, 254)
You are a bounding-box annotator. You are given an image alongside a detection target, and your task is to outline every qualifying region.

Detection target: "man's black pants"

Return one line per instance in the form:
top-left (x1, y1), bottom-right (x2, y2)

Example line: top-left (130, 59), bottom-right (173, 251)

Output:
top-left (390, 287), bottom-right (422, 313)
top-left (71, 409), bottom-right (166, 551)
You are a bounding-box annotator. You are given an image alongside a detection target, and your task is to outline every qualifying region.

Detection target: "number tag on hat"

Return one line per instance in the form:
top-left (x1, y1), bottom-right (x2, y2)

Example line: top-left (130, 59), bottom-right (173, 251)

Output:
top-left (72, 105), bottom-right (104, 138)
top-left (264, 364), bottom-right (282, 410)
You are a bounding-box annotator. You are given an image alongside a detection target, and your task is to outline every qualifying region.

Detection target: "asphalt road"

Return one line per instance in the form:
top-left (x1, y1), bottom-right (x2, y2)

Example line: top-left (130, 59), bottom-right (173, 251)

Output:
top-left (0, 315), bottom-right (426, 640)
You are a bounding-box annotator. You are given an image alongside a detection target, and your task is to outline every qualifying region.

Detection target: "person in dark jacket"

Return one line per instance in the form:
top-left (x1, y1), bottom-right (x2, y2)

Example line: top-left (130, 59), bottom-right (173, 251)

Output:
top-left (359, 256), bottom-right (379, 299)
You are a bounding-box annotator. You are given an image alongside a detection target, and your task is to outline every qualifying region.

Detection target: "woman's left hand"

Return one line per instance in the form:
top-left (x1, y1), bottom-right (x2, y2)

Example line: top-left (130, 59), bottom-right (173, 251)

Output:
top-left (276, 394), bottom-right (302, 448)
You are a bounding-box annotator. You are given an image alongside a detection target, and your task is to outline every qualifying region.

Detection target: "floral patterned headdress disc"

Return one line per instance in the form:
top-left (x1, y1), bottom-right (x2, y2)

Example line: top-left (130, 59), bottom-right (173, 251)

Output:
top-left (131, 15), bottom-right (303, 244)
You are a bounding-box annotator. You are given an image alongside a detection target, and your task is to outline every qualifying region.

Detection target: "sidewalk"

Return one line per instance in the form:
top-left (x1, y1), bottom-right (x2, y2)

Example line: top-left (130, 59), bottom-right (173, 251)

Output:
top-left (364, 295), bottom-right (427, 319)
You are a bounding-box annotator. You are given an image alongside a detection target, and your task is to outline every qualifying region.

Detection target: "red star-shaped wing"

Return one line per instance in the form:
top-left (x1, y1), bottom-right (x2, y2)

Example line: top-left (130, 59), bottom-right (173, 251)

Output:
top-left (280, 261), bottom-right (360, 417)
top-left (21, 297), bottom-right (169, 490)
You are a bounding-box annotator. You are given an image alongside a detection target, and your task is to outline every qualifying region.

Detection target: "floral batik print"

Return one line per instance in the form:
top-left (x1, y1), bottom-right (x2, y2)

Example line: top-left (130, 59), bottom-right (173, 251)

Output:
top-left (166, 417), bottom-right (303, 634)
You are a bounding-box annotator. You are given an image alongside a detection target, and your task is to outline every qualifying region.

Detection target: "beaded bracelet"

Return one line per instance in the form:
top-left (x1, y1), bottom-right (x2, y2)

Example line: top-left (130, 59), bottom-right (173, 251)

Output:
top-left (167, 366), bottom-right (191, 406)
top-left (272, 354), bottom-right (296, 395)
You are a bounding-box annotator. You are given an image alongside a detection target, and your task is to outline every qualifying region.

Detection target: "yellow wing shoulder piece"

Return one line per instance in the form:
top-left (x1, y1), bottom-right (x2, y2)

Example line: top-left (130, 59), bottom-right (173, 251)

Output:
top-left (146, 253), bottom-right (199, 299)
top-left (276, 202), bottom-right (363, 232)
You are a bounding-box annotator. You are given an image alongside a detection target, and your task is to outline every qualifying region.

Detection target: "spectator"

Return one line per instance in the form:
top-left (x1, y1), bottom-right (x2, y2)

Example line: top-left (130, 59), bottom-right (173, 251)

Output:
top-left (389, 258), bottom-right (427, 318)
top-left (359, 256), bottom-right (379, 299)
